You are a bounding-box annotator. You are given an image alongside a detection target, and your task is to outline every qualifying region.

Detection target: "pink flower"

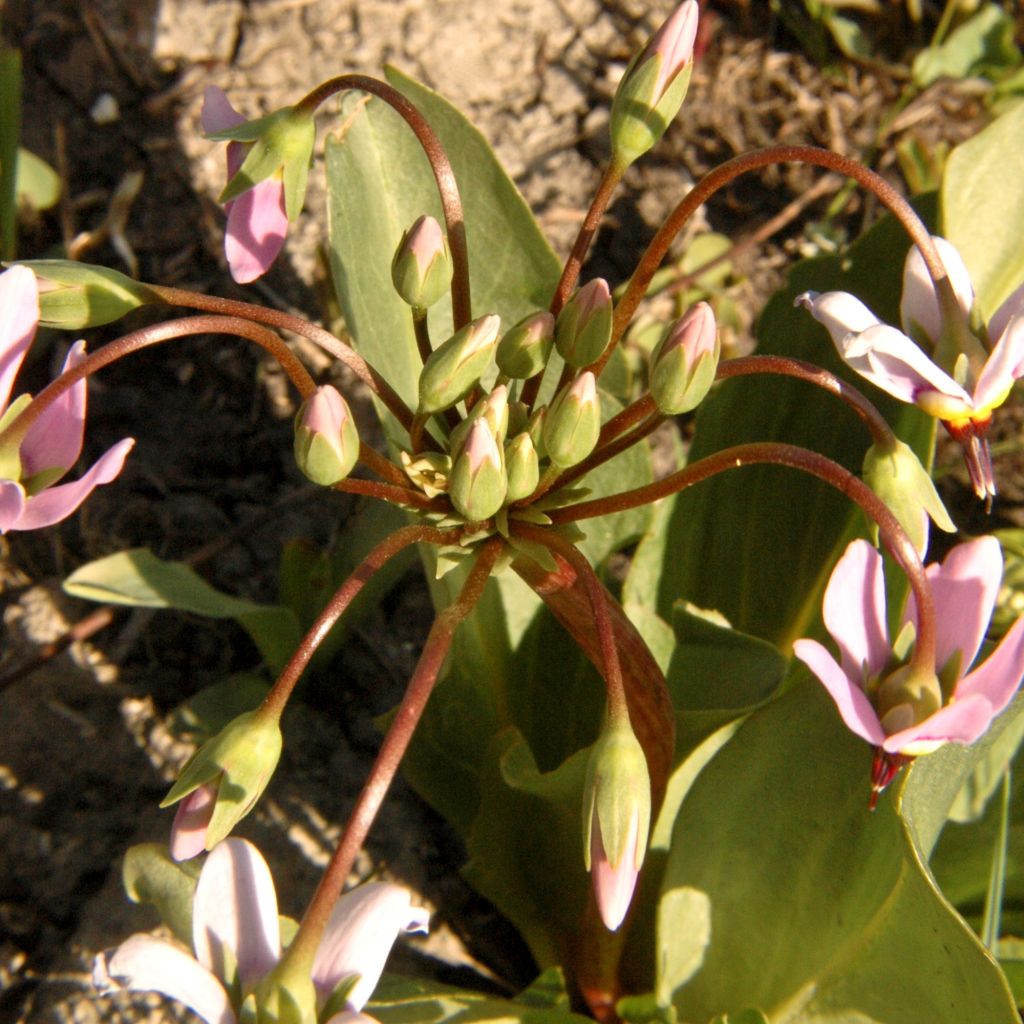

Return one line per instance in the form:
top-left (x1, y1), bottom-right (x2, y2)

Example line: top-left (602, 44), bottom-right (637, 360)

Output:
top-left (202, 86), bottom-right (288, 284)
top-left (0, 266), bottom-right (133, 533)
top-left (94, 838), bottom-right (429, 1024)
top-left (794, 538), bottom-right (1024, 791)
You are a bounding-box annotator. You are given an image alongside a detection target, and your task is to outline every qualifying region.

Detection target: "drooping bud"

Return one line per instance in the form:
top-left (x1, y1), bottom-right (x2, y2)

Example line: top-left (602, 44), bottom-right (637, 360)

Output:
top-left (582, 717), bottom-right (651, 932)
top-left (555, 279), bottom-right (613, 368)
top-left (542, 372), bottom-right (601, 468)
top-left (391, 215), bottom-right (452, 310)
top-left (418, 314), bottom-right (501, 415)
top-left (648, 301), bottom-right (719, 414)
top-left (862, 437), bottom-right (955, 556)
top-left (448, 418), bottom-right (507, 522)
top-left (609, 0), bottom-right (699, 169)
top-left (293, 385), bottom-right (359, 486)
top-left (161, 709), bottom-right (283, 860)
top-left (18, 259), bottom-right (155, 329)
top-left (496, 311), bottom-right (556, 379)
top-left (504, 432), bottom-right (540, 502)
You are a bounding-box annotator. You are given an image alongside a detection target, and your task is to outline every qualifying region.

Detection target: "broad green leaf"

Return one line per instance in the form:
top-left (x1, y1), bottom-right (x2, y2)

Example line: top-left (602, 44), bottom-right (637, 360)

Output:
top-left (942, 101), bottom-right (1024, 320)
top-left (369, 972), bottom-right (593, 1024)
top-left (168, 673), bottom-right (270, 740)
top-left (658, 677), bottom-right (1017, 1023)
top-left (634, 205), bottom-right (936, 646)
top-left (16, 147), bottom-right (61, 211)
top-left (912, 4), bottom-right (1021, 89)
top-left (64, 548), bottom-right (301, 674)
top-left (122, 843), bottom-right (200, 946)
top-left (0, 44), bottom-right (21, 260)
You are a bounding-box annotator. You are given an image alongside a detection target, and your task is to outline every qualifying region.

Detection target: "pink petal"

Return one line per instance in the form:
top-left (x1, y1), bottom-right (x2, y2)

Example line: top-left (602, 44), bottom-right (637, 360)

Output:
top-left (955, 614), bottom-right (1024, 714)
top-left (795, 290), bottom-right (882, 341)
top-left (169, 782), bottom-right (218, 862)
top-left (899, 237), bottom-right (974, 346)
top-left (793, 639), bottom-right (887, 745)
top-left (973, 315), bottom-right (1024, 413)
top-left (312, 882), bottom-right (429, 1009)
top-left (822, 540), bottom-right (890, 679)
top-left (988, 280), bottom-right (1024, 344)
top-left (201, 86), bottom-right (246, 135)
top-left (224, 180), bottom-right (287, 284)
top-left (0, 265), bottom-right (39, 411)
top-left (882, 693), bottom-right (995, 753)
top-left (20, 340), bottom-right (87, 480)
top-left (94, 933), bottom-right (235, 1024)
top-left (589, 810), bottom-right (639, 932)
top-left (0, 480), bottom-right (26, 533)
top-left (13, 438), bottom-right (133, 531)
top-left (192, 838), bottom-right (280, 990)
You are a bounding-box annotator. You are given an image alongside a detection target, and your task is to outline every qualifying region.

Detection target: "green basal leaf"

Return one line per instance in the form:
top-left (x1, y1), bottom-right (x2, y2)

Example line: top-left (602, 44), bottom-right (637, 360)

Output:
top-left (912, 4), bottom-right (1021, 90)
top-left (63, 548), bottom-right (301, 674)
top-left (168, 673), bottom-right (271, 741)
top-left (122, 843), bottom-right (200, 946)
top-left (16, 147), bottom-right (61, 211)
top-left (942, 100), bottom-right (1024, 322)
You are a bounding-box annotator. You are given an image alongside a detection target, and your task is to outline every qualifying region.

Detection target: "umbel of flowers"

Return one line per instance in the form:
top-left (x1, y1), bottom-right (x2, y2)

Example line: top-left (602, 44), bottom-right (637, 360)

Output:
top-left (3, 1), bottom-right (1024, 1020)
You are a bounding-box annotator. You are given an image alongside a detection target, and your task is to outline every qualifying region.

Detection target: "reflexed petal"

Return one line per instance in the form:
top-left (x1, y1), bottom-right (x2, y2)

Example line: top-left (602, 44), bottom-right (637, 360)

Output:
top-left (899, 237), bottom-right (974, 346)
top-left (955, 614), bottom-right (1024, 714)
top-left (201, 86), bottom-right (246, 135)
top-left (94, 933), bottom-right (235, 1024)
top-left (21, 340), bottom-right (87, 479)
top-left (224, 180), bottom-right (287, 284)
top-left (12, 438), bottom-right (134, 531)
top-left (0, 480), bottom-right (26, 533)
top-left (793, 640), bottom-right (887, 745)
top-left (822, 540), bottom-right (890, 679)
top-left (312, 882), bottom-right (429, 1009)
top-left (882, 693), bottom-right (995, 753)
top-left (589, 810), bottom-right (639, 932)
top-left (169, 782), bottom-right (218, 862)
top-left (973, 315), bottom-right (1024, 414)
top-left (0, 265), bottom-right (39, 411)
top-left (987, 280), bottom-right (1024, 345)
top-left (795, 290), bottom-right (881, 342)
top-left (193, 837), bottom-right (280, 989)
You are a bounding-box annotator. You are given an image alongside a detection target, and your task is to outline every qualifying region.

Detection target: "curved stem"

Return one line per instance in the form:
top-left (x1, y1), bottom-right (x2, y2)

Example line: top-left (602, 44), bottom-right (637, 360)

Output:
top-left (148, 284), bottom-right (418, 437)
top-left (296, 74), bottom-right (471, 330)
top-left (0, 315), bottom-right (316, 452)
top-left (357, 443), bottom-right (413, 488)
top-left (287, 535), bottom-right (503, 967)
top-left (549, 440), bottom-right (936, 671)
top-left (603, 145), bottom-right (952, 374)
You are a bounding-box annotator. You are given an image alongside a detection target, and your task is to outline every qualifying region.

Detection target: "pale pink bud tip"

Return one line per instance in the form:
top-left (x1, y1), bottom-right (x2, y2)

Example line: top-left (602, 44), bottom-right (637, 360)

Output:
top-left (407, 216), bottom-right (446, 277)
top-left (647, 0), bottom-right (700, 99)
top-left (301, 385), bottom-right (349, 436)
top-left (168, 782), bottom-right (218, 861)
top-left (570, 371), bottom-right (598, 403)
top-left (590, 812), bottom-right (640, 932)
top-left (464, 419), bottom-right (501, 473)
top-left (577, 279), bottom-right (611, 319)
top-left (664, 301), bottom-right (716, 359)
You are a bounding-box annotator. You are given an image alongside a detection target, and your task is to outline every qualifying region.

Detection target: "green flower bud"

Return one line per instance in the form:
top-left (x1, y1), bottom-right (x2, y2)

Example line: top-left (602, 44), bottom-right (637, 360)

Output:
top-left (555, 279), bottom-right (612, 368)
top-left (505, 432), bottom-right (540, 502)
top-left (418, 314), bottom-right (501, 414)
top-left (391, 215), bottom-right (453, 309)
top-left (609, 1), bottom-right (698, 169)
top-left (649, 301), bottom-right (719, 414)
top-left (448, 418), bottom-right (507, 522)
top-left (496, 311), bottom-right (555, 379)
top-left (161, 709), bottom-right (283, 855)
top-left (17, 259), bottom-right (155, 329)
top-left (449, 384), bottom-right (510, 454)
top-left (542, 372), bottom-right (601, 468)
top-left (582, 717), bottom-right (651, 931)
top-left (863, 437), bottom-right (954, 556)
top-left (293, 385), bottom-right (360, 486)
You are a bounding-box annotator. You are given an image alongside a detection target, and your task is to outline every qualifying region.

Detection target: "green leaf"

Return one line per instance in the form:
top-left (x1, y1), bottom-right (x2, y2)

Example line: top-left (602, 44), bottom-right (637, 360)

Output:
top-left (634, 205), bottom-right (936, 646)
top-left (0, 44), bottom-right (21, 260)
top-left (657, 677), bottom-right (1018, 1022)
top-left (168, 673), bottom-right (270, 740)
top-left (122, 843), bottom-right (200, 946)
top-left (15, 147), bottom-right (61, 211)
top-left (942, 100), bottom-right (1024, 321)
top-left (63, 548), bottom-right (301, 674)
top-left (912, 4), bottom-right (1021, 89)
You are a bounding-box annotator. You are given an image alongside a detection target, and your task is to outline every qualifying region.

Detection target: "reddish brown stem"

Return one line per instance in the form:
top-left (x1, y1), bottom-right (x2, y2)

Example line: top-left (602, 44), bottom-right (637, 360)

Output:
top-left (297, 74), bottom-right (472, 331)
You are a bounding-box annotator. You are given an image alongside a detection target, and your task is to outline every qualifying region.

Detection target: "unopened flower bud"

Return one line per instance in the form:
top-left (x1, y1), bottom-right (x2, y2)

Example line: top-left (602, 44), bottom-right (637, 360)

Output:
top-left (862, 438), bottom-right (954, 556)
top-left (418, 314), bottom-right (501, 414)
top-left (582, 718), bottom-right (651, 932)
top-left (391, 215), bottom-right (452, 310)
top-left (18, 259), bottom-right (155, 329)
top-left (497, 311), bottom-right (555, 379)
top-left (162, 709), bottom-right (283, 860)
top-left (449, 385), bottom-right (509, 453)
top-left (504, 432), bottom-right (540, 502)
top-left (649, 301), bottom-right (719, 414)
top-left (609, 0), bottom-right (699, 168)
top-left (294, 385), bottom-right (359, 486)
top-left (542, 372), bottom-right (601, 468)
top-left (448, 418), bottom-right (507, 522)
top-left (555, 279), bottom-right (612, 368)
